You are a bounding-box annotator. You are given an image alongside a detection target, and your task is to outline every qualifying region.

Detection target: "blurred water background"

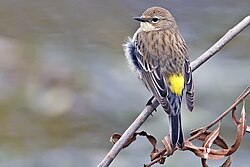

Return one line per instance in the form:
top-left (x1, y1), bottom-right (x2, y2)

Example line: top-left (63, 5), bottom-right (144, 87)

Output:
top-left (0, 0), bottom-right (249, 167)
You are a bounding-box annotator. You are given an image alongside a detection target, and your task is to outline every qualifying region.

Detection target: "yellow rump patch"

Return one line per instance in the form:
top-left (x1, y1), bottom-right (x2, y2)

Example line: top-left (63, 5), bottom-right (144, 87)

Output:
top-left (168, 74), bottom-right (184, 96)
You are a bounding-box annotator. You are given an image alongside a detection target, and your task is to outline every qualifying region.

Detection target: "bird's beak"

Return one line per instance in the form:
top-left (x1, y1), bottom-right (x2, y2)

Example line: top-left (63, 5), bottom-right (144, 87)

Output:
top-left (133, 17), bottom-right (147, 22)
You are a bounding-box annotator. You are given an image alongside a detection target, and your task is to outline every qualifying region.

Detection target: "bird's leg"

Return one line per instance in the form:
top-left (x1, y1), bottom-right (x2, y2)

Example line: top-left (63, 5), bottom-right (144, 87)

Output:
top-left (146, 96), bottom-right (157, 115)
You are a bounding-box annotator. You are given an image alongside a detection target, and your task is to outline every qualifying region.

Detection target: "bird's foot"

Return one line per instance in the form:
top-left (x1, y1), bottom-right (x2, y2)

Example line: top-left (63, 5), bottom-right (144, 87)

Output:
top-left (146, 96), bottom-right (157, 116)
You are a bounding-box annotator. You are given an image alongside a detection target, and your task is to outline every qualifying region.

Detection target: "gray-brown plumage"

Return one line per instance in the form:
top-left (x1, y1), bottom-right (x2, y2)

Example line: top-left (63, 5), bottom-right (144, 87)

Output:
top-left (124, 6), bottom-right (194, 148)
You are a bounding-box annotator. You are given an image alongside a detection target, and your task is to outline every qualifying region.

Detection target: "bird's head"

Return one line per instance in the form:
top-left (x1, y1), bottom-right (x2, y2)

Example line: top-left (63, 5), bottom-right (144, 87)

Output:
top-left (134, 6), bottom-right (177, 32)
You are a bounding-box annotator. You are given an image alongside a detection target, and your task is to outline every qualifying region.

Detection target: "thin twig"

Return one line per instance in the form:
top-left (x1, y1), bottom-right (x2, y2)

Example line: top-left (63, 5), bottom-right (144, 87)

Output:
top-left (145, 84), bottom-right (250, 167)
top-left (191, 15), bottom-right (250, 71)
top-left (97, 15), bottom-right (250, 167)
top-left (187, 85), bottom-right (250, 141)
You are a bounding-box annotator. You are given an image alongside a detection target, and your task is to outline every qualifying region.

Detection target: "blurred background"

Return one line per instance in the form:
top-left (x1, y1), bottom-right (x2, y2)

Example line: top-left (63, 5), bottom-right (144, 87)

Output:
top-left (0, 0), bottom-right (249, 167)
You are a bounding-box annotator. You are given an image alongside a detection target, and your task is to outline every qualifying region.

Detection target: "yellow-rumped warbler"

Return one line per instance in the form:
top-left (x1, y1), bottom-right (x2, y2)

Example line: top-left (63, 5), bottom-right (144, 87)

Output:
top-left (124, 6), bottom-right (194, 148)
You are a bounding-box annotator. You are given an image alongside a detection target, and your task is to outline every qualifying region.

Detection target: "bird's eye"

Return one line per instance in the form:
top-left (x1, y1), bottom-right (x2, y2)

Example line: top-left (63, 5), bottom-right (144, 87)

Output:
top-left (152, 17), bottom-right (159, 23)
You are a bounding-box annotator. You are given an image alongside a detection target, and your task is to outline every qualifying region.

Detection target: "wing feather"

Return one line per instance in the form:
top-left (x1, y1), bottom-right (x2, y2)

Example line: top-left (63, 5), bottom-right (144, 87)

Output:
top-left (132, 41), bottom-right (172, 114)
top-left (184, 58), bottom-right (194, 111)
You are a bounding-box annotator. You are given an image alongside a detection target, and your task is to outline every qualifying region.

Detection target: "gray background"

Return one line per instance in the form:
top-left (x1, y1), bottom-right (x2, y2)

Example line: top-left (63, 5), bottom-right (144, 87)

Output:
top-left (0, 0), bottom-right (249, 166)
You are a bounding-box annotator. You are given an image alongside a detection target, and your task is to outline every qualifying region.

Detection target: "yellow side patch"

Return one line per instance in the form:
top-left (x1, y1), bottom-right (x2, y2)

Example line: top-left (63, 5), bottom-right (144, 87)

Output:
top-left (168, 74), bottom-right (184, 96)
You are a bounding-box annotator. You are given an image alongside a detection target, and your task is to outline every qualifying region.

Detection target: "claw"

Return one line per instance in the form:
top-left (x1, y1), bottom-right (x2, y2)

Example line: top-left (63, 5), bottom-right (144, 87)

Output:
top-left (146, 96), bottom-right (157, 115)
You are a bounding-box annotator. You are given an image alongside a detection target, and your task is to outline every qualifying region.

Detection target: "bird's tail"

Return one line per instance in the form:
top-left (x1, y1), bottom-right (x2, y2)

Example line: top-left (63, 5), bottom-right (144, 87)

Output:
top-left (167, 92), bottom-right (184, 148)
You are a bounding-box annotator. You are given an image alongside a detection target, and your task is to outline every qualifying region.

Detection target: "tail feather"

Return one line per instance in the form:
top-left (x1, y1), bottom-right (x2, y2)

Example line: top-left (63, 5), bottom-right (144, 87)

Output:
top-left (169, 114), bottom-right (179, 147)
top-left (167, 91), bottom-right (184, 148)
top-left (177, 114), bottom-right (184, 148)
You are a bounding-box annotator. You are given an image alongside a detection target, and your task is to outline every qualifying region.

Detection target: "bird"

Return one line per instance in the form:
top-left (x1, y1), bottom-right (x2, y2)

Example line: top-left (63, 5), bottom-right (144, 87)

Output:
top-left (123, 6), bottom-right (194, 148)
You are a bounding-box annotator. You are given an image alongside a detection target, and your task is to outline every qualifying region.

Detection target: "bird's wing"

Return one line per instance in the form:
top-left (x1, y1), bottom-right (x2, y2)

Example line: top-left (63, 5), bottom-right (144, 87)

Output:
top-left (132, 40), bottom-right (172, 114)
top-left (184, 58), bottom-right (194, 111)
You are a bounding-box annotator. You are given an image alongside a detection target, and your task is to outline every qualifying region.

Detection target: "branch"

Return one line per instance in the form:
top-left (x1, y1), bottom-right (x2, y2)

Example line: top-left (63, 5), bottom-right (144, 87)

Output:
top-left (191, 14), bottom-right (250, 71)
top-left (97, 15), bottom-right (250, 167)
top-left (144, 84), bottom-right (250, 167)
top-left (188, 85), bottom-right (250, 141)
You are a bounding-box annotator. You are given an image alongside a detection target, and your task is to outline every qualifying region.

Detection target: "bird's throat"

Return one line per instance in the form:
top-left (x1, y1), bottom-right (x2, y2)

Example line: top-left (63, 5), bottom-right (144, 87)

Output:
top-left (140, 22), bottom-right (155, 32)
